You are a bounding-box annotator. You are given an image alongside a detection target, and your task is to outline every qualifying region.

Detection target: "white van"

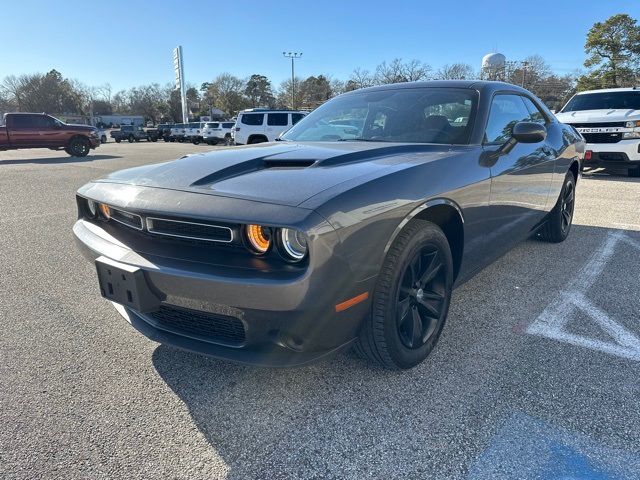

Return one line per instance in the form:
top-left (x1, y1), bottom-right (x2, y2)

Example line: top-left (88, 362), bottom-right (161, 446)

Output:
top-left (233, 109), bottom-right (307, 145)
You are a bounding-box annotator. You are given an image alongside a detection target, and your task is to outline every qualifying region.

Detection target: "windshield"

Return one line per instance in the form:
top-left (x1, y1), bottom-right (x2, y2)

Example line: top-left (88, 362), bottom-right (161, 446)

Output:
top-left (562, 91), bottom-right (640, 112)
top-left (281, 87), bottom-right (477, 144)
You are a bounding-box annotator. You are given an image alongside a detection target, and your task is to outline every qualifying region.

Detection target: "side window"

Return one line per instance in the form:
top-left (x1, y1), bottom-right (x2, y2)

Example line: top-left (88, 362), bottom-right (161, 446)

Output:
top-left (11, 115), bottom-right (36, 128)
top-left (484, 94), bottom-right (531, 144)
top-left (291, 113), bottom-right (305, 125)
top-left (241, 114), bottom-right (264, 126)
top-left (267, 113), bottom-right (288, 126)
top-left (222, 122), bottom-right (234, 128)
top-left (31, 115), bottom-right (56, 128)
top-left (521, 96), bottom-right (547, 124)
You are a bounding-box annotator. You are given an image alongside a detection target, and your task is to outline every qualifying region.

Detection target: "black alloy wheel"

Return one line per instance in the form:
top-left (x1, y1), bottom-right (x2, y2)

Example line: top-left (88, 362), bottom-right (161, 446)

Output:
top-left (559, 178), bottom-right (575, 234)
top-left (539, 171), bottom-right (576, 243)
top-left (354, 220), bottom-right (453, 369)
top-left (67, 137), bottom-right (90, 157)
top-left (396, 247), bottom-right (447, 349)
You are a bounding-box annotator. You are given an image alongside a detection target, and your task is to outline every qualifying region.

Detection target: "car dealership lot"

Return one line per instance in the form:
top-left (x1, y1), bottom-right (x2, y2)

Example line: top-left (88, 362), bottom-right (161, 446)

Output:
top-left (1, 143), bottom-right (640, 479)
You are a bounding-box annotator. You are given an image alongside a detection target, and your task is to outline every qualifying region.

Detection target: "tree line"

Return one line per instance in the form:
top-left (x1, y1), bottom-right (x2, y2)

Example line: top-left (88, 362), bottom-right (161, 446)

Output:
top-left (1, 14), bottom-right (638, 123)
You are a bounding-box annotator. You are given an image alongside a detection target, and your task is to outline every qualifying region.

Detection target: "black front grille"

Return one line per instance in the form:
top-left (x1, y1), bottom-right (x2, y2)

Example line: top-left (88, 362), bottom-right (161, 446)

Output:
top-left (111, 208), bottom-right (143, 229)
top-left (149, 305), bottom-right (246, 345)
top-left (582, 132), bottom-right (622, 144)
top-left (567, 122), bottom-right (626, 128)
top-left (147, 218), bottom-right (233, 242)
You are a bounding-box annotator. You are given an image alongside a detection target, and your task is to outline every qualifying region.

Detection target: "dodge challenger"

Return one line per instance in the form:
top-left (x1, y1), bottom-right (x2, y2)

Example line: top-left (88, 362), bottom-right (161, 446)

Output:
top-left (74, 81), bottom-right (584, 369)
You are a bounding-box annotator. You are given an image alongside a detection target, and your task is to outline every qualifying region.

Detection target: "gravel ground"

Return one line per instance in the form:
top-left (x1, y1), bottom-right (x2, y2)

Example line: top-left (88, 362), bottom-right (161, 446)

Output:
top-left (1, 143), bottom-right (639, 479)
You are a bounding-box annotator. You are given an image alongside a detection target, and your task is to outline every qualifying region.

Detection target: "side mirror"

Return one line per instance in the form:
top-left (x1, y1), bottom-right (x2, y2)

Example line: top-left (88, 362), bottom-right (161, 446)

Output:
top-left (511, 121), bottom-right (546, 144)
top-left (496, 121), bottom-right (546, 156)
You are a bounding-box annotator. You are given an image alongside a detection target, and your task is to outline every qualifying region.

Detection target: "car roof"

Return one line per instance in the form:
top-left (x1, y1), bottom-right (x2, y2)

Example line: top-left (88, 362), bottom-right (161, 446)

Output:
top-left (573, 87), bottom-right (640, 95)
top-left (240, 109), bottom-right (306, 113)
top-left (343, 80), bottom-right (533, 96)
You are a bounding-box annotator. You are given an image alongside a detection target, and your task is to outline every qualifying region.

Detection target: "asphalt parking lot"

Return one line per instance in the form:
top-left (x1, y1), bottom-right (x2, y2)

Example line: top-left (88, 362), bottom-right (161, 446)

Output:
top-left (1, 142), bottom-right (640, 479)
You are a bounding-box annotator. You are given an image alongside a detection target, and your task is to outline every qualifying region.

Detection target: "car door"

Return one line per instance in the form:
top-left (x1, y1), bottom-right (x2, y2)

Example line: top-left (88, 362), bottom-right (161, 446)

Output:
top-left (483, 93), bottom-right (556, 252)
top-left (265, 113), bottom-right (288, 141)
top-left (8, 114), bottom-right (39, 147)
top-left (33, 115), bottom-right (67, 147)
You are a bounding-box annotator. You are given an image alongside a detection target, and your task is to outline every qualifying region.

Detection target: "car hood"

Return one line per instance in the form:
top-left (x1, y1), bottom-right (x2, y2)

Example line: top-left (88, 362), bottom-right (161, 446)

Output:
top-left (556, 109), bottom-right (640, 124)
top-left (96, 142), bottom-right (460, 207)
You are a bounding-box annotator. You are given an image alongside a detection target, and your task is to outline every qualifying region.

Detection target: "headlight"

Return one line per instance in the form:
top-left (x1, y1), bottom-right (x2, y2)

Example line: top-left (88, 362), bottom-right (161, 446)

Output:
top-left (98, 203), bottom-right (111, 220)
top-left (622, 131), bottom-right (640, 139)
top-left (87, 199), bottom-right (98, 217)
top-left (624, 120), bottom-right (640, 128)
top-left (278, 228), bottom-right (308, 261)
top-left (245, 224), bottom-right (271, 254)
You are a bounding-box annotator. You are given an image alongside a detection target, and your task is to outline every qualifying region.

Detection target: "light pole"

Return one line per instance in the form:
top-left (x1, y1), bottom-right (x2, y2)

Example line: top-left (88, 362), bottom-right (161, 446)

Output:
top-left (283, 52), bottom-right (302, 109)
top-left (521, 61), bottom-right (529, 88)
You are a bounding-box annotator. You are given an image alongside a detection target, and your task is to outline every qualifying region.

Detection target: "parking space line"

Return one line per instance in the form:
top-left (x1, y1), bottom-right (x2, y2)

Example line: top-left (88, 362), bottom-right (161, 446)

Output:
top-left (526, 231), bottom-right (640, 361)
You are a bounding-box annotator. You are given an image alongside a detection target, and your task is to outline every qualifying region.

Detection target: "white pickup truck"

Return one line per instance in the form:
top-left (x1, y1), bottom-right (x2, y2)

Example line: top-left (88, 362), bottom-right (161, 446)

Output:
top-left (556, 87), bottom-right (640, 177)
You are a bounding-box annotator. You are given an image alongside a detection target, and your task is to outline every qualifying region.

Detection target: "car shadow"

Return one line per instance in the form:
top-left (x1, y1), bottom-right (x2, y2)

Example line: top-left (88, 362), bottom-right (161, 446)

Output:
top-left (581, 169), bottom-right (640, 183)
top-left (151, 344), bottom-right (414, 478)
top-left (150, 224), bottom-right (640, 477)
top-left (0, 154), bottom-right (121, 165)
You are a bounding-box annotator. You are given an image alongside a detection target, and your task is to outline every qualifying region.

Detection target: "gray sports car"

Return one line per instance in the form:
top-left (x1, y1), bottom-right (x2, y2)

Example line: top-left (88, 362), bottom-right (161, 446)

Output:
top-left (74, 81), bottom-right (584, 369)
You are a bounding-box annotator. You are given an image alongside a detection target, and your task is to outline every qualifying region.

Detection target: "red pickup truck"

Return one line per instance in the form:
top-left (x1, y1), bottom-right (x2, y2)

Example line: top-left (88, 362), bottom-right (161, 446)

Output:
top-left (0, 112), bottom-right (100, 157)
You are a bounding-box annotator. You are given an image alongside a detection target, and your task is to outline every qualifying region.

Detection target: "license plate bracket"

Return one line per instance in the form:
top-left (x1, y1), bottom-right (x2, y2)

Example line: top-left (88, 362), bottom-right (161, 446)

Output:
top-left (95, 256), bottom-right (161, 313)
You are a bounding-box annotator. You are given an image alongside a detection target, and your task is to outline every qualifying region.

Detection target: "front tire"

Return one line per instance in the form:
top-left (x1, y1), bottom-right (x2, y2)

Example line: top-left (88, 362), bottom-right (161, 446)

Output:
top-left (128, 135), bottom-right (134, 143)
top-left (538, 171), bottom-right (576, 243)
top-left (66, 137), bottom-right (91, 157)
top-left (354, 220), bottom-right (453, 369)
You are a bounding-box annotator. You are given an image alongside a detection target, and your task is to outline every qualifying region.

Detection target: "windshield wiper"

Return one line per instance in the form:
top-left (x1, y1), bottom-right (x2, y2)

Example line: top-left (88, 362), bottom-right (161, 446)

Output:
top-left (337, 137), bottom-right (387, 142)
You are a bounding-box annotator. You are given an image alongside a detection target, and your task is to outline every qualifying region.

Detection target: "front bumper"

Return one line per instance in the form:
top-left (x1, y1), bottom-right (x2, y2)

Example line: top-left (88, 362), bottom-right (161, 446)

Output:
top-left (73, 219), bottom-right (374, 366)
top-left (583, 139), bottom-right (640, 170)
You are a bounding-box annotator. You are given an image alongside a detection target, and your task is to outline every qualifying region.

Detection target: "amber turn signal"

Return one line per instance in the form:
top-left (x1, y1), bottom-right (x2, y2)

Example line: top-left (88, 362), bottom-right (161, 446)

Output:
top-left (245, 224), bottom-right (271, 254)
top-left (98, 203), bottom-right (112, 220)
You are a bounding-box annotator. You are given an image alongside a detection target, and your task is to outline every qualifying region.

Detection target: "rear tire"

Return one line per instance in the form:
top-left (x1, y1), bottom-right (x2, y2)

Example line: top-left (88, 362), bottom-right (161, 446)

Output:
top-left (354, 220), bottom-right (453, 369)
top-left (538, 171), bottom-right (576, 243)
top-left (629, 167), bottom-right (640, 178)
top-left (128, 135), bottom-right (134, 143)
top-left (66, 137), bottom-right (91, 157)
top-left (115, 138), bottom-right (121, 143)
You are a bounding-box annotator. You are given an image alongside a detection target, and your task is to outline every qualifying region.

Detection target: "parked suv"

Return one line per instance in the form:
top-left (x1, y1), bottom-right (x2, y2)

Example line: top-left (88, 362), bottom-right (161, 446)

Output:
top-left (233, 109), bottom-right (306, 144)
top-left (185, 122), bottom-right (205, 144)
top-left (110, 125), bottom-right (148, 143)
top-left (168, 124), bottom-right (186, 142)
top-left (202, 121), bottom-right (235, 145)
top-left (556, 87), bottom-right (640, 177)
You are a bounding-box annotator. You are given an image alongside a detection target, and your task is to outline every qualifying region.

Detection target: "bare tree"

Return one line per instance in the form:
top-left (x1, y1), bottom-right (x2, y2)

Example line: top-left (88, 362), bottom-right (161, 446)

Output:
top-left (205, 73), bottom-right (248, 115)
top-left (1, 75), bottom-right (27, 110)
top-left (374, 58), bottom-right (430, 84)
top-left (347, 68), bottom-right (375, 90)
top-left (434, 63), bottom-right (475, 80)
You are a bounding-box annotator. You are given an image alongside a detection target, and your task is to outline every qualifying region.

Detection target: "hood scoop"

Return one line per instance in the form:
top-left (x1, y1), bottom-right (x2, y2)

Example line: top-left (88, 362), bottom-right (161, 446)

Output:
top-left (190, 158), bottom-right (316, 187)
top-left (263, 159), bottom-right (315, 169)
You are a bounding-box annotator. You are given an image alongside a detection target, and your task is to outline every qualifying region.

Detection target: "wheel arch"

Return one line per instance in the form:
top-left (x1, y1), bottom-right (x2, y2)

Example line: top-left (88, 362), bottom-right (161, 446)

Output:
top-left (569, 159), bottom-right (580, 183)
top-left (67, 134), bottom-right (90, 146)
top-left (248, 134), bottom-right (268, 144)
top-left (384, 199), bottom-right (465, 280)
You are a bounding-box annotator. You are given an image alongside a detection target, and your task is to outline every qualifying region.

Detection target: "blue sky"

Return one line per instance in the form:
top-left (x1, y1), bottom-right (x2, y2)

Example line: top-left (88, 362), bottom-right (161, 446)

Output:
top-left (1, 0), bottom-right (638, 93)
